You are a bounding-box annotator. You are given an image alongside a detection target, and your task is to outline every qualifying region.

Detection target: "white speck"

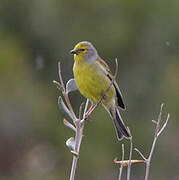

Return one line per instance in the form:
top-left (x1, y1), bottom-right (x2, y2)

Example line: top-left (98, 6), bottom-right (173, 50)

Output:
top-left (166, 41), bottom-right (170, 46)
top-left (35, 55), bottom-right (45, 70)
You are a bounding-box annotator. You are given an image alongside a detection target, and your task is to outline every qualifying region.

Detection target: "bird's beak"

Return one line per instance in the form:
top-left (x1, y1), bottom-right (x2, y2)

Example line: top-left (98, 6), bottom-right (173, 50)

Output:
top-left (70, 49), bottom-right (78, 55)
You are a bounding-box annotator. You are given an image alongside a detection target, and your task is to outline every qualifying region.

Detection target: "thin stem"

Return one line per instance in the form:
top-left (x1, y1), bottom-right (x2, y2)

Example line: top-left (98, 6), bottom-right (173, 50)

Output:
top-left (83, 99), bottom-right (89, 119)
top-left (154, 103), bottom-right (163, 137)
top-left (70, 122), bottom-right (83, 180)
top-left (144, 104), bottom-right (169, 180)
top-left (127, 130), bottom-right (133, 180)
top-left (69, 100), bottom-right (90, 180)
top-left (58, 62), bottom-right (65, 90)
top-left (70, 156), bottom-right (78, 180)
top-left (79, 102), bottom-right (84, 119)
top-left (134, 148), bottom-right (146, 161)
top-left (144, 137), bottom-right (157, 180)
top-left (157, 114), bottom-right (170, 137)
top-left (134, 104), bottom-right (170, 180)
top-left (58, 62), bottom-right (76, 117)
top-left (114, 58), bottom-right (119, 79)
top-left (118, 144), bottom-right (125, 180)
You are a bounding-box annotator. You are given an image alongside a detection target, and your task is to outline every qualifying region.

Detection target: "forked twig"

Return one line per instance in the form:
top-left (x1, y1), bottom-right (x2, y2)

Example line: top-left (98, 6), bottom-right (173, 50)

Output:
top-left (58, 62), bottom-right (76, 117)
top-left (134, 148), bottom-right (146, 161)
top-left (135, 104), bottom-right (170, 180)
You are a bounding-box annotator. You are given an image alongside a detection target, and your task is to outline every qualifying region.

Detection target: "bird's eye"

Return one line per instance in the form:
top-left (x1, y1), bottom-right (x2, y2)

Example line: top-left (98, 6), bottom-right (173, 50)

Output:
top-left (81, 49), bottom-right (85, 51)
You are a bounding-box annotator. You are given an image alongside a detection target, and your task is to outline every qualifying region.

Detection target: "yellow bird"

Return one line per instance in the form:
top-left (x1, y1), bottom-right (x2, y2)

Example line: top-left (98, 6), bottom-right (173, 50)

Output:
top-left (70, 41), bottom-right (130, 140)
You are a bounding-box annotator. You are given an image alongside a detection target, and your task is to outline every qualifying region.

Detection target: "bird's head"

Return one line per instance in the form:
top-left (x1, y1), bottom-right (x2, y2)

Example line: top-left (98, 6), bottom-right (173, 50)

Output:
top-left (70, 41), bottom-right (98, 62)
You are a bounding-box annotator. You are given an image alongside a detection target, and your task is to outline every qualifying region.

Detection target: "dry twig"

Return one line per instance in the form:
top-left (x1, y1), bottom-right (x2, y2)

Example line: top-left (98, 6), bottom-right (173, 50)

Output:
top-left (135, 104), bottom-right (170, 180)
top-left (118, 144), bottom-right (125, 180)
top-left (127, 129), bottom-right (133, 180)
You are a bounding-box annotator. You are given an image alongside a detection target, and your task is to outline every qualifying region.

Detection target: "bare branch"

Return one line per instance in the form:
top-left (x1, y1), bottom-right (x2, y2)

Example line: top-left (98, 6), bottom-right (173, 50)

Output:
top-left (134, 103), bottom-right (170, 180)
top-left (56, 63), bottom-right (83, 180)
top-left (118, 144), bottom-right (125, 180)
top-left (127, 128), bottom-right (133, 180)
top-left (114, 58), bottom-right (119, 79)
top-left (79, 102), bottom-right (84, 120)
top-left (157, 113), bottom-right (170, 137)
top-left (134, 148), bottom-right (147, 161)
top-left (57, 62), bottom-right (76, 119)
top-left (53, 80), bottom-right (63, 91)
top-left (144, 104), bottom-right (170, 180)
top-left (64, 119), bottom-right (76, 132)
top-left (83, 99), bottom-right (89, 119)
top-left (115, 159), bottom-right (145, 167)
top-left (154, 103), bottom-right (164, 137)
top-left (58, 62), bottom-right (65, 90)
top-left (56, 62), bottom-right (171, 180)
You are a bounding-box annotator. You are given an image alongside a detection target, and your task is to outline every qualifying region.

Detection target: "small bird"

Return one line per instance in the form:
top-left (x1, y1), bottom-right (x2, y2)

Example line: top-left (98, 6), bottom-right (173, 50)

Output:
top-left (70, 41), bottom-right (130, 140)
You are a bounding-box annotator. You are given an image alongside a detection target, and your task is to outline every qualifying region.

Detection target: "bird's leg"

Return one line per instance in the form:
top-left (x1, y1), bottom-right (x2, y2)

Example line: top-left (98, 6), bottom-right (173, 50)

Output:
top-left (84, 104), bottom-right (96, 120)
top-left (84, 92), bottom-right (107, 120)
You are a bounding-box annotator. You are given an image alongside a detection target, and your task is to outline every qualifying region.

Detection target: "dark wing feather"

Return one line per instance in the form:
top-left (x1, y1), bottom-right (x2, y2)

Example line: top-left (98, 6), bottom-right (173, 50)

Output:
top-left (107, 75), bottom-right (126, 109)
top-left (114, 81), bottom-right (126, 109)
top-left (97, 58), bottom-right (126, 110)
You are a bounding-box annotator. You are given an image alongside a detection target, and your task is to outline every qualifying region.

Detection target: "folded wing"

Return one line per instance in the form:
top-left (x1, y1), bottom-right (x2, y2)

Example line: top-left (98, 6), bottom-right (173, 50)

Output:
top-left (97, 58), bottom-right (126, 110)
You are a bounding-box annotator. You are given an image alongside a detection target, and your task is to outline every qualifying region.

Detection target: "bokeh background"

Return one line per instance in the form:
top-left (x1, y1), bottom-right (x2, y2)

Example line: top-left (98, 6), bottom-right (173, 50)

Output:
top-left (0, 0), bottom-right (178, 179)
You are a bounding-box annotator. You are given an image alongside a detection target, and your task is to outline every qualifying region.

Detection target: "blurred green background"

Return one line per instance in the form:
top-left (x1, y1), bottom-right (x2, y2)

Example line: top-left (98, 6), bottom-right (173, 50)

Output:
top-left (0, 0), bottom-right (178, 179)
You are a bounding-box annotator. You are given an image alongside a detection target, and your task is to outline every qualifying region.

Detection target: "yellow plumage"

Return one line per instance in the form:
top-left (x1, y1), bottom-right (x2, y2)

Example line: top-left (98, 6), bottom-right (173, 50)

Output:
top-left (73, 58), bottom-right (116, 107)
top-left (71, 41), bottom-right (130, 140)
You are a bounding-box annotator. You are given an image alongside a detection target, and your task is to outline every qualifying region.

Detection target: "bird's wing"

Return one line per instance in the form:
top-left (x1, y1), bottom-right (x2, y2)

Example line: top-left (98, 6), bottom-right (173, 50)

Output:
top-left (97, 58), bottom-right (126, 110)
top-left (97, 58), bottom-right (113, 76)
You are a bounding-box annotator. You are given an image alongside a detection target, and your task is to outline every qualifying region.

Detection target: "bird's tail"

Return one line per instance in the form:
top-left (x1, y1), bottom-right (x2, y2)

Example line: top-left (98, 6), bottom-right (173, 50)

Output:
top-left (109, 106), bottom-right (131, 141)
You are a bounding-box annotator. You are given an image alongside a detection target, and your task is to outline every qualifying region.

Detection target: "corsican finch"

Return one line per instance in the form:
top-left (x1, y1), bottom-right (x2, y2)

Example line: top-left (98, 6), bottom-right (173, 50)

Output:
top-left (70, 41), bottom-right (130, 140)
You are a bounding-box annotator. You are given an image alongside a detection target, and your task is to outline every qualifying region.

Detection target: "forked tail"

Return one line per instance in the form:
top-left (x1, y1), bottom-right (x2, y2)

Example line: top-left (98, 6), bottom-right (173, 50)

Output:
top-left (109, 107), bottom-right (131, 141)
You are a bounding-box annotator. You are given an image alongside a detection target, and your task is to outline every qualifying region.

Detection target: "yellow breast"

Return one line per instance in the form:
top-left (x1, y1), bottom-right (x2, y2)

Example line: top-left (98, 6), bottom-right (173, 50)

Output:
top-left (73, 58), bottom-right (116, 107)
